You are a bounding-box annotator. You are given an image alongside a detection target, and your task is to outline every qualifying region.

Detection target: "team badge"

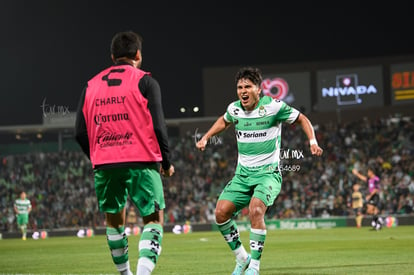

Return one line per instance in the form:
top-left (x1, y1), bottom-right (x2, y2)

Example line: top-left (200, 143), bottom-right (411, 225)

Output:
top-left (258, 106), bottom-right (266, 116)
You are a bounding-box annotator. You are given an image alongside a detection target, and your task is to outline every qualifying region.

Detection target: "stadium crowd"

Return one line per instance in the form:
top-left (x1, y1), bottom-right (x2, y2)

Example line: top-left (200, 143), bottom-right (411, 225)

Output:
top-left (0, 114), bottom-right (413, 232)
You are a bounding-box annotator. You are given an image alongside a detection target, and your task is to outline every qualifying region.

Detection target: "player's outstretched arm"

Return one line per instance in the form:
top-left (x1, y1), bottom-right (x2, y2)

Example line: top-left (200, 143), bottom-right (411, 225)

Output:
top-left (352, 168), bottom-right (367, 182)
top-left (196, 116), bottom-right (230, 151)
top-left (295, 113), bottom-right (323, 156)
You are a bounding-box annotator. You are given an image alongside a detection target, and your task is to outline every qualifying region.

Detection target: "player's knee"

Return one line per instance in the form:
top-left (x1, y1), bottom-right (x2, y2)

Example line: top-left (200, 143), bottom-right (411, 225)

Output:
top-left (215, 207), bottom-right (232, 223)
top-left (249, 205), bottom-right (265, 219)
top-left (249, 198), bottom-right (266, 217)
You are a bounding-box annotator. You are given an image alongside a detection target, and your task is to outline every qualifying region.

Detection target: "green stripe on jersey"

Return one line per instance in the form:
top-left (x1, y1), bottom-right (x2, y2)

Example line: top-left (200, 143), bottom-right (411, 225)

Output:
top-left (238, 138), bottom-right (277, 156)
top-left (15, 199), bottom-right (31, 214)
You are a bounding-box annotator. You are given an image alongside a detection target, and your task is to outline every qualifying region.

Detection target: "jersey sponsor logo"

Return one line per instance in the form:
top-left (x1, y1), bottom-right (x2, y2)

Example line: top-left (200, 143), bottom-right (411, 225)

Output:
top-left (94, 113), bottom-right (129, 125)
top-left (236, 130), bottom-right (267, 139)
top-left (256, 120), bottom-right (269, 126)
top-left (96, 130), bottom-right (133, 147)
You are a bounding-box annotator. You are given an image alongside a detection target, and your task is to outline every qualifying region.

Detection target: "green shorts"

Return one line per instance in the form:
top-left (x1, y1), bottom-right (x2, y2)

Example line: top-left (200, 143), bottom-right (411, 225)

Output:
top-left (218, 171), bottom-right (282, 214)
top-left (16, 214), bottom-right (29, 226)
top-left (94, 164), bottom-right (165, 217)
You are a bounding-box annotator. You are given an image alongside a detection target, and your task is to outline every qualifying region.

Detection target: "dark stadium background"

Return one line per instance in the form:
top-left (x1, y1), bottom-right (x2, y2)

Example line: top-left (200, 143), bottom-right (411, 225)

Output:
top-left (1, 1), bottom-right (414, 126)
top-left (1, 1), bottom-right (414, 239)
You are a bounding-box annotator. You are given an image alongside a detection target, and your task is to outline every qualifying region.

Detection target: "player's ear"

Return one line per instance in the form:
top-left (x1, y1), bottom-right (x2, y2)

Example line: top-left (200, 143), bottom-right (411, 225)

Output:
top-left (111, 54), bottom-right (116, 63)
top-left (134, 50), bottom-right (142, 62)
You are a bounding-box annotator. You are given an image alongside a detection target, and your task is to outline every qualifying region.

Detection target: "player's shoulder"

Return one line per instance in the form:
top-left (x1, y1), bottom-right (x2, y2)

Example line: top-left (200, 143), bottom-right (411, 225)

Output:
top-left (261, 96), bottom-right (285, 107)
top-left (139, 73), bottom-right (160, 94)
top-left (226, 100), bottom-right (242, 111)
top-left (260, 96), bottom-right (290, 115)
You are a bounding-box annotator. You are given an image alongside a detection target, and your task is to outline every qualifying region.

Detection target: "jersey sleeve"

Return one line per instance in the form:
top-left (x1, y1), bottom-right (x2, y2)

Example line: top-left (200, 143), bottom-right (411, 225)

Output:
top-left (223, 102), bottom-right (236, 123)
top-left (224, 111), bottom-right (232, 123)
top-left (274, 99), bottom-right (300, 124)
top-left (139, 75), bottom-right (172, 170)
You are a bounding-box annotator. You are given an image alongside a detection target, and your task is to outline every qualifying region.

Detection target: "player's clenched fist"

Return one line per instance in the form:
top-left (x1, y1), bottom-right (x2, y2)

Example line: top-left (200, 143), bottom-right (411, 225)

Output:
top-left (310, 144), bottom-right (323, 156)
top-left (196, 138), bottom-right (208, 151)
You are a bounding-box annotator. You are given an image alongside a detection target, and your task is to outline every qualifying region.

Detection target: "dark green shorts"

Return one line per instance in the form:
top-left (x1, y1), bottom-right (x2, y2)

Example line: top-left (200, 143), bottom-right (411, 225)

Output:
top-left (218, 171), bottom-right (282, 213)
top-left (94, 164), bottom-right (165, 217)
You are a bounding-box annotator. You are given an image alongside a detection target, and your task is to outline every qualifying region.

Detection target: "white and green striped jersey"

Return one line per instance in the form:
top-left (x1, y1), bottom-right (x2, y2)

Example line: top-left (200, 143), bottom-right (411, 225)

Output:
top-left (14, 199), bottom-right (31, 215)
top-left (224, 96), bottom-right (300, 175)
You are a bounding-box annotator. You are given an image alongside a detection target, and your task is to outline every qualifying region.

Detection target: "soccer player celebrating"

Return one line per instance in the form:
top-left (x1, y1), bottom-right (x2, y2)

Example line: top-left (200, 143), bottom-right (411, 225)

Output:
top-left (196, 67), bottom-right (323, 275)
top-left (14, 191), bottom-right (32, 240)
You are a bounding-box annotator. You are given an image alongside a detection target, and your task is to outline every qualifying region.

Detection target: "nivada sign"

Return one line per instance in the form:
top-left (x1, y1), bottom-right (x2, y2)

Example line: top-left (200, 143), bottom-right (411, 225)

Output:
top-left (316, 66), bottom-right (384, 111)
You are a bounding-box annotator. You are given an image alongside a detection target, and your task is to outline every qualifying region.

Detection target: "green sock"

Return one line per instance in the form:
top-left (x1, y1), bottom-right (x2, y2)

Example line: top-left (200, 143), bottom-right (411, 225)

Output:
top-left (217, 219), bottom-right (242, 251)
top-left (139, 223), bottom-right (163, 265)
top-left (250, 228), bottom-right (266, 264)
top-left (106, 226), bottom-right (130, 272)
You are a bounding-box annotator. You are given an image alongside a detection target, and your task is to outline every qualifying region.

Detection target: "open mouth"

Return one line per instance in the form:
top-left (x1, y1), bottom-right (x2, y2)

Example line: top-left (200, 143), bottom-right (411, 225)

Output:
top-left (241, 95), bottom-right (249, 103)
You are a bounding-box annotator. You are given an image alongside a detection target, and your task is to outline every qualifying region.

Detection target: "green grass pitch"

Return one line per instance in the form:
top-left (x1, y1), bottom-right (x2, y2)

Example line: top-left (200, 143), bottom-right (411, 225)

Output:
top-left (1, 226), bottom-right (413, 274)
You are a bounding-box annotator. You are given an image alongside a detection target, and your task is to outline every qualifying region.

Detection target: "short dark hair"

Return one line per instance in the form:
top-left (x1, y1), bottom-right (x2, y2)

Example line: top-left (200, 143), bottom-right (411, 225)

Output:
top-left (110, 31), bottom-right (143, 60)
top-left (235, 67), bottom-right (263, 87)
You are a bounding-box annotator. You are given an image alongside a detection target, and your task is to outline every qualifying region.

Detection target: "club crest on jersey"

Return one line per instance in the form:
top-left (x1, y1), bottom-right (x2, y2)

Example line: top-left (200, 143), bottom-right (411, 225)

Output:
top-left (258, 106), bottom-right (266, 116)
